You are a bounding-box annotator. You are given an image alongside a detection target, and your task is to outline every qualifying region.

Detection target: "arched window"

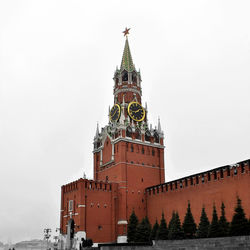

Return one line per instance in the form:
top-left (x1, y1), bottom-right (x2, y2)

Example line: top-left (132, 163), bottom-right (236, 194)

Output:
top-left (132, 72), bottom-right (137, 83)
top-left (145, 130), bottom-right (151, 142)
top-left (135, 128), bottom-right (141, 140)
top-left (126, 126), bottom-right (132, 137)
top-left (154, 132), bottom-right (159, 143)
top-left (122, 72), bottom-right (128, 81)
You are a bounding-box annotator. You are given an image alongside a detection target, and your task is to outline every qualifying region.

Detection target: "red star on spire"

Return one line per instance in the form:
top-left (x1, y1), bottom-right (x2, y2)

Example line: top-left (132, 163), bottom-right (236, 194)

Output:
top-left (123, 27), bottom-right (130, 37)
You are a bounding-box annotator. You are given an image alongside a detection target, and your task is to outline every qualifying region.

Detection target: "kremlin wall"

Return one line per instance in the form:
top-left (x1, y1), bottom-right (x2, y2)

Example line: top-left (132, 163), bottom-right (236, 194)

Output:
top-left (60, 32), bottom-right (250, 248)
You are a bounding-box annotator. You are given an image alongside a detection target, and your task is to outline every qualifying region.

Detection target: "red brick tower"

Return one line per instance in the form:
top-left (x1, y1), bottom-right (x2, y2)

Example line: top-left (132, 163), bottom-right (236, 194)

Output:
top-left (93, 32), bottom-right (165, 242)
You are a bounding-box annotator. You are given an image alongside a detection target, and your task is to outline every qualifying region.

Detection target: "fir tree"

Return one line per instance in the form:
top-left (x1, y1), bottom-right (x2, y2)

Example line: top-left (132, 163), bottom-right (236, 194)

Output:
top-left (135, 217), bottom-right (151, 242)
top-left (150, 219), bottom-right (159, 240)
top-left (127, 210), bottom-right (138, 242)
top-left (248, 218), bottom-right (250, 235)
top-left (182, 202), bottom-right (197, 238)
top-left (197, 207), bottom-right (210, 238)
top-left (168, 211), bottom-right (176, 233)
top-left (168, 212), bottom-right (184, 240)
top-left (230, 197), bottom-right (249, 236)
top-left (156, 212), bottom-right (168, 240)
top-left (144, 216), bottom-right (152, 238)
top-left (218, 202), bottom-right (229, 237)
top-left (208, 205), bottom-right (220, 238)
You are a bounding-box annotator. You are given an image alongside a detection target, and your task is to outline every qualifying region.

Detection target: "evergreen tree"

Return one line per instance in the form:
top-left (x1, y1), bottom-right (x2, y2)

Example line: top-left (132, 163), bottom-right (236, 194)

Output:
top-left (182, 202), bottom-right (197, 238)
top-left (168, 211), bottom-right (184, 240)
top-left (208, 205), bottom-right (220, 238)
top-left (168, 211), bottom-right (176, 233)
top-left (230, 197), bottom-right (249, 236)
top-left (197, 207), bottom-right (210, 238)
top-left (135, 217), bottom-right (151, 242)
top-left (150, 220), bottom-right (159, 240)
top-left (218, 202), bottom-right (229, 237)
top-left (127, 210), bottom-right (138, 242)
top-left (144, 216), bottom-right (152, 238)
top-left (248, 218), bottom-right (250, 235)
top-left (156, 212), bottom-right (168, 240)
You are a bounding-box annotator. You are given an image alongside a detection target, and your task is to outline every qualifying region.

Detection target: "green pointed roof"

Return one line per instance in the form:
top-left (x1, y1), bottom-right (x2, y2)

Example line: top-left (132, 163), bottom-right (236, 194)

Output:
top-left (120, 37), bottom-right (135, 72)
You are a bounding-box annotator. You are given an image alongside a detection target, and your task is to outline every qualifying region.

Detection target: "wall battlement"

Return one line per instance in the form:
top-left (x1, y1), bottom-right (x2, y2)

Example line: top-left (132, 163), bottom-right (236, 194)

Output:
top-left (62, 178), bottom-right (115, 193)
top-left (146, 159), bottom-right (250, 195)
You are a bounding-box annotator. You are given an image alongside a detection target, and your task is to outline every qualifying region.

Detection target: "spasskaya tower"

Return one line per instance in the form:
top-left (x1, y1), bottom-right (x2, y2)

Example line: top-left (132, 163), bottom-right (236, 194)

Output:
top-left (93, 28), bottom-right (165, 242)
top-left (60, 29), bottom-right (250, 247)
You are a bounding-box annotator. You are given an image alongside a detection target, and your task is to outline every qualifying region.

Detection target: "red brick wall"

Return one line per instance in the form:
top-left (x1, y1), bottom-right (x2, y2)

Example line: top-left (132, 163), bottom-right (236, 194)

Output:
top-left (61, 179), bottom-right (118, 243)
top-left (146, 163), bottom-right (250, 227)
top-left (102, 137), bottom-right (112, 165)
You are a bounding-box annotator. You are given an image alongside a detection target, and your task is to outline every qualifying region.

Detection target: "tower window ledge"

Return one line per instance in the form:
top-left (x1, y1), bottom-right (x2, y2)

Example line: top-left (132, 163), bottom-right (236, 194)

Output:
top-left (134, 139), bottom-right (141, 142)
top-left (144, 141), bottom-right (150, 144)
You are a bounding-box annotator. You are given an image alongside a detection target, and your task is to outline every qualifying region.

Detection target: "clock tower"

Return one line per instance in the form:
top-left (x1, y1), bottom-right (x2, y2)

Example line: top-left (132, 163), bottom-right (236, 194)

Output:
top-left (93, 30), bottom-right (165, 242)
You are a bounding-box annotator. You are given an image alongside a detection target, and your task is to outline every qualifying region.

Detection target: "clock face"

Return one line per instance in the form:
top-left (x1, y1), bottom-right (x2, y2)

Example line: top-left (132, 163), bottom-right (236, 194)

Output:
top-left (109, 104), bottom-right (121, 122)
top-left (128, 102), bottom-right (145, 122)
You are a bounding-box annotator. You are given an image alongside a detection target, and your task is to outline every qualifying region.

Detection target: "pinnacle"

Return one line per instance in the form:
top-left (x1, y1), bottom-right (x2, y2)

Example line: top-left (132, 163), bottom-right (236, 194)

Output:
top-left (120, 37), bottom-right (135, 72)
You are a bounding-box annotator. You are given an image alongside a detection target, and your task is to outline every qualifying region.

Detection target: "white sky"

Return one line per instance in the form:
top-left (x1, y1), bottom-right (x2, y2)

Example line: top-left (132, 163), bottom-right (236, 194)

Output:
top-left (0, 0), bottom-right (249, 244)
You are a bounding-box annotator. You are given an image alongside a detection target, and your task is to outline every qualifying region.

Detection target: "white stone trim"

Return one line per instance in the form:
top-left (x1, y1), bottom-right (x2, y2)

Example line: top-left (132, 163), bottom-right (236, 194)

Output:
top-left (78, 204), bottom-right (86, 208)
top-left (114, 87), bottom-right (141, 96)
top-left (118, 220), bottom-right (128, 225)
top-left (117, 236), bottom-right (127, 243)
top-left (98, 161), bottom-right (164, 174)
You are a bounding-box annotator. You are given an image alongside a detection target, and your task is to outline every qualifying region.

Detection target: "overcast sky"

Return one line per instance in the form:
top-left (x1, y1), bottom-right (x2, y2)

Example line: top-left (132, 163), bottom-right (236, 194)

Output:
top-left (0, 0), bottom-right (250, 244)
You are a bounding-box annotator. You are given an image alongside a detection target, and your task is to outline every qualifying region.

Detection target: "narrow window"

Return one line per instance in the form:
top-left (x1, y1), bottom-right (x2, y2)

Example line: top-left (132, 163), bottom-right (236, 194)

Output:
top-left (131, 144), bottom-right (134, 152)
top-left (152, 149), bottom-right (155, 156)
top-left (142, 147), bottom-right (145, 154)
top-left (180, 181), bottom-right (183, 188)
top-left (190, 177), bottom-right (193, 185)
top-left (175, 181), bottom-right (178, 189)
top-left (122, 72), bottom-right (128, 81)
top-left (68, 200), bottom-right (73, 212)
top-left (227, 167), bottom-right (230, 176)
top-left (185, 178), bottom-right (188, 187)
